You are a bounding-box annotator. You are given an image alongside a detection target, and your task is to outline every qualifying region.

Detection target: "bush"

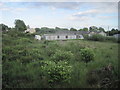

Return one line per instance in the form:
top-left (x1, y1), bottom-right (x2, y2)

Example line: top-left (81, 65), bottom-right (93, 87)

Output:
top-left (41, 60), bottom-right (72, 87)
top-left (86, 64), bottom-right (119, 88)
top-left (88, 34), bottom-right (105, 41)
top-left (105, 36), bottom-right (117, 43)
top-left (83, 34), bottom-right (89, 40)
top-left (51, 50), bottom-right (74, 62)
top-left (80, 48), bottom-right (94, 64)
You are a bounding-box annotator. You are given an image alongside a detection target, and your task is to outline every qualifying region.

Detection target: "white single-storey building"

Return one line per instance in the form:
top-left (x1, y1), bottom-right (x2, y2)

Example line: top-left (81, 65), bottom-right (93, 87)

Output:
top-left (43, 34), bottom-right (77, 40)
top-left (35, 34), bottom-right (84, 40)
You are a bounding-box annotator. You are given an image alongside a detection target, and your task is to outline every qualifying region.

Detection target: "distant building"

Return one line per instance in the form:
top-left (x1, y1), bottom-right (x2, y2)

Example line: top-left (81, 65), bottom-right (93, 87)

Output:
top-left (25, 28), bottom-right (36, 34)
top-left (113, 34), bottom-right (120, 39)
top-left (34, 30), bottom-right (106, 40)
top-left (35, 35), bottom-right (41, 40)
top-left (42, 34), bottom-right (80, 40)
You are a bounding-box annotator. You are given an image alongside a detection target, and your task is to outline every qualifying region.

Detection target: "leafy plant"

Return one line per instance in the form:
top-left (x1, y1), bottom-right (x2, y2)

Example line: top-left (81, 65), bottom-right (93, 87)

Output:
top-left (80, 48), bottom-right (94, 64)
top-left (41, 60), bottom-right (72, 87)
top-left (51, 50), bottom-right (74, 62)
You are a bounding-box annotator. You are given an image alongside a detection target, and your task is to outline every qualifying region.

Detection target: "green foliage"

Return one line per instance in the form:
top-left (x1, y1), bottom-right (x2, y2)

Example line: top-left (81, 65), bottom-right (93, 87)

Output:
top-left (70, 28), bottom-right (77, 31)
top-left (106, 29), bottom-right (120, 36)
top-left (0, 24), bottom-right (9, 32)
top-left (80, 48), bottom-right (94, 64)
top-left (2, 29), bottom-right (119, 88)
top-left (83, 27), bottom-right (88, 31)
top-left (51, 50), bottom-right (74, 62)
top-left (105, 36), bottom-right (117, 43)
top-left (88, 34), bottom-right (106, 41)
top-left (14, 19), bottom-right (27, 31)
top-left (86, 64), bottom-right (118, 88)
top-left (41, 60), bottom-right (72, 87)
top-left (89, 26), bottom-right (98, 31)
top-left (99, 27), bottom-right (105, 32)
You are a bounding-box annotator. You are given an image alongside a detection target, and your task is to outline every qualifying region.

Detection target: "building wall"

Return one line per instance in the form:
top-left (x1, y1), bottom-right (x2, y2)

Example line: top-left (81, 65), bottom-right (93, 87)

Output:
top-left (99, 32), bottom-right (106, 36)
top-left (68, 35), bottom-right (76, 39)
top-left (113, 34), bottom-right (120, 38)
top-left (45, 35), bottom-right (58, 40)
top-left (35, 35), bottom-right (41, 40)
top-left (44, 35), bottom-right (77, 40)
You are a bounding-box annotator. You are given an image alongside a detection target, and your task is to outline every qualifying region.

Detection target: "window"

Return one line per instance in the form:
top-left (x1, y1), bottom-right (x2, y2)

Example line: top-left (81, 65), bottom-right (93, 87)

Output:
top-left (66, 36), bottom-right (68, 38)
top-left (57, 36), bottom-right (59, 38)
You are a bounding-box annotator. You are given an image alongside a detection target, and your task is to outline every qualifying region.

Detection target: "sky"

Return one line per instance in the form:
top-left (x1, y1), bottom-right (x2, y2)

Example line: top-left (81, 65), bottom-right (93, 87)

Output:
top-left (0, 1), bottom-right (119, 31)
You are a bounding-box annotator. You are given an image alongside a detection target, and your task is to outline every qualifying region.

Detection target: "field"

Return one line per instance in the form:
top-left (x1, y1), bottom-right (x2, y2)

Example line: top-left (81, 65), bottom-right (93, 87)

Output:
top-left (2, 31), bottom-right (119, 88)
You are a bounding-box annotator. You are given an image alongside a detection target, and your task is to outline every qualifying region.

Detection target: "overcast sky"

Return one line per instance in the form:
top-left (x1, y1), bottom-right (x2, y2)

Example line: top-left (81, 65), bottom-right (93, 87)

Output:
top-left (0, 1), bottom-right (118, 31)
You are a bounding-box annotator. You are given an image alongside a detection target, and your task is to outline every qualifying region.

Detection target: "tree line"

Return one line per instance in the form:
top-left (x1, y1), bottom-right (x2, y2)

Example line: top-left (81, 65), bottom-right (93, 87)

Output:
top-left (0, 19), bottom-right (120, 36)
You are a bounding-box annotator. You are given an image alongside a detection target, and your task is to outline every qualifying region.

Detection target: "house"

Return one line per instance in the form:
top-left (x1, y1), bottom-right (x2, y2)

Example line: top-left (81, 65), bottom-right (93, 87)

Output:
top-left (113, 34), bottom-right (120, 39)
top-left (42, 34), bottom-right (79, 40)
top-left (34, 30), bottom-right (106, 41)
top-left (40, 30), bottom-right (84, 40)
top-left (35, 35), bottom-right (41, 40)
top-left (25, 28), bottom-right (36, 34)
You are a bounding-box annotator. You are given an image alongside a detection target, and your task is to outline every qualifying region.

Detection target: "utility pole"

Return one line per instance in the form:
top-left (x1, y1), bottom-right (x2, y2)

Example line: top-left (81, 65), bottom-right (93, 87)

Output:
top-left (108, 26), bottom-right (109, 36)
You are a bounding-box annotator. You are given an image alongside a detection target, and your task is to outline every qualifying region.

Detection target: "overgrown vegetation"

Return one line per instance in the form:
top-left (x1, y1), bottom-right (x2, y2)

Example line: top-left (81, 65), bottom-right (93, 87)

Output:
top-left (85, 34), bottom-right (120, 43)
top-left (2, 29), bottom-right (119, 88)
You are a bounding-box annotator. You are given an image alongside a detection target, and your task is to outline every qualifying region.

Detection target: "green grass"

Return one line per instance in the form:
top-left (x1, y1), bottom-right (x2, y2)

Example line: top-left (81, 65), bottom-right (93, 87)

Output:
top-left (2, 31), bottom-right (119, 88)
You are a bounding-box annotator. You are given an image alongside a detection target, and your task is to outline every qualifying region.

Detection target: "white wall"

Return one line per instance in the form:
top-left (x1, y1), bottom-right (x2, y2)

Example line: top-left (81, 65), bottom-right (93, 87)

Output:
top-left (99, 32), bottom-right (106, 36)
top-left (35, 35), bottom-right (41, 40)
top-left (45, 35), bottom-right (58, 40)
top-left (68, 35), bottom-right (76, 39)
top-left (45, 35), bottom-right (77, 40)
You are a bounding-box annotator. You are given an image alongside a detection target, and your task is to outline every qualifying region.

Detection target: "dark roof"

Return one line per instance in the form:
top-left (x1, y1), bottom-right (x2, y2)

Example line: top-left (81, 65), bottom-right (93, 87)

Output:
top-left (55, 30), bottom-right (90, 35)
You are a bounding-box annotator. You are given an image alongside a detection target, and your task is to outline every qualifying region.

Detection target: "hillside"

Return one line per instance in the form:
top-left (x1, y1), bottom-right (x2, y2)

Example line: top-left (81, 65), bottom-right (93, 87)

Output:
top-left (2, 30), bottom-right (119, 88)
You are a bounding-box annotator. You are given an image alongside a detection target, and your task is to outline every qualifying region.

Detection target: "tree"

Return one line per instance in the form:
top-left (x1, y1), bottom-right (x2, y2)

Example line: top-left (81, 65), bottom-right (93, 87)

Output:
top-left (83, 27), bottom-right (88, 31)
top-left (89, 26), bottom-right (98, 31)
top-left (55, 27), bottom-right (61, 30)
top-left (111, 28), bottom-right (116, 31)
top-left (14, 19), bottom-right (27, 31)
top-left (99, 27), bottom-right (105, 32)
top-left (0, 24), bottom-right (9, 32)
top-left (78, 29), bottom-right (83, 31)
top-left (27, 25), bottom-right (30, 29)
top-left (35, 28), bottom-right (41, 32)
top-left (70, 28), bottom-right (77, 31)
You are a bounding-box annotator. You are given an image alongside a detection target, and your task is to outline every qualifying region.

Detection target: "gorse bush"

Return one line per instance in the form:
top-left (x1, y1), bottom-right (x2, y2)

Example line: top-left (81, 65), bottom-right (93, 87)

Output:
top-left (51, 50), bottom-right (74, 62)
top-left (80, 48), bottom-right (94, 64)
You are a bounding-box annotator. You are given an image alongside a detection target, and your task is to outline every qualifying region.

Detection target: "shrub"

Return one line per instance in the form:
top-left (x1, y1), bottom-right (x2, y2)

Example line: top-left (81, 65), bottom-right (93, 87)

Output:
top-left (105, 36), bottom-right (117, 43)
top-left (88, 34), bottom-right (105, 41)
top-left (86, 64), bottom-right (119, 88)
top-left (83, 34), bottom-right (89, 40)
top-left (41, 60), bottom-right (72, 87)
top-left (80, 48), bottom-right (94, 64)
top-left (51, 50), bottom-right (74, 62)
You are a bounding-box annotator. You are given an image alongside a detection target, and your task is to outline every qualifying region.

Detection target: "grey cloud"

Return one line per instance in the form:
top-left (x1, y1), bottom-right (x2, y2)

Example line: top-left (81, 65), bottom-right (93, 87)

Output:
top-left (23, 2), bottom-right (83, 9)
